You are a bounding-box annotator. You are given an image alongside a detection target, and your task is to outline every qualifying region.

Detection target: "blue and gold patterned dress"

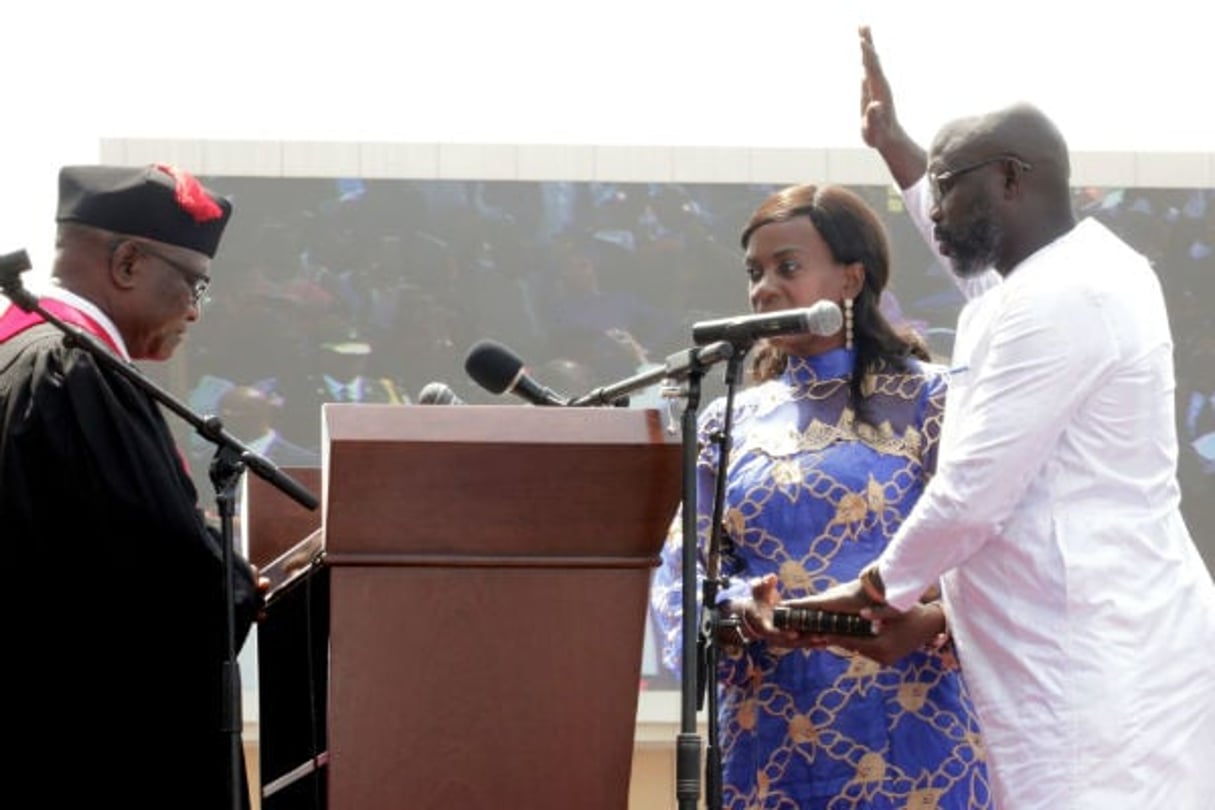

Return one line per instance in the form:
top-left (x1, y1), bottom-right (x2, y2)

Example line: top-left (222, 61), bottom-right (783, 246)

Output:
top-left (651, 348), bottom-right (991, 809)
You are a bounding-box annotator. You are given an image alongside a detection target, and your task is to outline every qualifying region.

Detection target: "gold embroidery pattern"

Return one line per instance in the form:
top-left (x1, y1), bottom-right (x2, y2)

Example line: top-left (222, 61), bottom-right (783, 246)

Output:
top-left (718, 653), bottom-right (988, 808)
top-left (696, 362), bottom-right (989, 809)
top-left (746, 406), bottom-right (926, 464)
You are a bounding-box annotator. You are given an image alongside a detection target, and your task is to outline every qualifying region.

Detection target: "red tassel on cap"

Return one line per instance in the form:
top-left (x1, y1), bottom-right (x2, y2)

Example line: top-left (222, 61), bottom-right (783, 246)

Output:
top-left (155, 163), bottom-right (224, 223)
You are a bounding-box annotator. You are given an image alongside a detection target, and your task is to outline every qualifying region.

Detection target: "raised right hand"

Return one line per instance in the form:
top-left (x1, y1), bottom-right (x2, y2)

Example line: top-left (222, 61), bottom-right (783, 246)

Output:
top-left (858, 25), bottom-right (927, 190)
top-left (859, 25), bottom-right (899, 151)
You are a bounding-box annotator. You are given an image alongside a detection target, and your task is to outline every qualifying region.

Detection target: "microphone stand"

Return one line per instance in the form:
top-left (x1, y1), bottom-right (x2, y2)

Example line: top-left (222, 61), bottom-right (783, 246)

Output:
top-left (674, 347), bottom-right (712, 810)
top-left (0, 250), bottom-right (319, 810)
top-left (695, 343), bottom-right (747, 810)
top-left (568, 340), bottom-right (738, 810)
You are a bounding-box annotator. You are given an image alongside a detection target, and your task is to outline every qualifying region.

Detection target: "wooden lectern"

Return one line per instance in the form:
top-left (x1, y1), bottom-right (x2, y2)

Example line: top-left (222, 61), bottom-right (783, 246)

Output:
top-left (249, 403), bottom-right (682, 810)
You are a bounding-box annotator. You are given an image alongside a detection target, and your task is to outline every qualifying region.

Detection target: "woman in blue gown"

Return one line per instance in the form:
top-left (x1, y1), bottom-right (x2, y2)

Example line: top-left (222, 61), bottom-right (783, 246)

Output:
top-left (651, 183), bottom-right (991, 809)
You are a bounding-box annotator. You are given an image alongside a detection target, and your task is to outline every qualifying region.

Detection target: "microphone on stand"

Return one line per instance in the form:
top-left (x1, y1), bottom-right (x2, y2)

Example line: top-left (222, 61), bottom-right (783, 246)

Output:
top-left (463, 339), bottom-right (570, 406)
top-left (692, 300), bottom-right (843, 347)
top-left (416, 381), bottom-right (465, 405)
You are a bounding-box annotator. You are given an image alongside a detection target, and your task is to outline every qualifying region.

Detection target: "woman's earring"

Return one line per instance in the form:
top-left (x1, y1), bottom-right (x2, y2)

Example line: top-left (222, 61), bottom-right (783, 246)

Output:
top-left (844, 298), bottom-right (854, 350)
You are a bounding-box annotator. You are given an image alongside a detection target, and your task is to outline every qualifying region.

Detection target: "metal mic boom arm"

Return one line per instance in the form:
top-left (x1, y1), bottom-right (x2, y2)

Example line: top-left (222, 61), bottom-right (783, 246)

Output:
top-left (568, 341), bottom-right (736, 407)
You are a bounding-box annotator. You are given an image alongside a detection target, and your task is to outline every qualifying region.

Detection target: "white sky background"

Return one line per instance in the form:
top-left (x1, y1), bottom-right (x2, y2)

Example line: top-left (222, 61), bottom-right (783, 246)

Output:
top-left (2, 0), bottom-right (1212, 281)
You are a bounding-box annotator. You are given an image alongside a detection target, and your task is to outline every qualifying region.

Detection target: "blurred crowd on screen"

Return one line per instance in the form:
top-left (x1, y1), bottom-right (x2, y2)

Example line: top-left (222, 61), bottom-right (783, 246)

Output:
top-left (168, 177), bottom-right (1212, 578)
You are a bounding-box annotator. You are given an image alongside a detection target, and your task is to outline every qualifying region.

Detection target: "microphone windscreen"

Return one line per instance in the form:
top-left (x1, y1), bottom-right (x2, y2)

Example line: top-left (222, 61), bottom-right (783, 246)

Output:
top-left (807, 300), bottom-right (843, 336)
top-left (464, 339), bottom-right (523, 395)
top-left (417, 382), bottom-right (463, 405)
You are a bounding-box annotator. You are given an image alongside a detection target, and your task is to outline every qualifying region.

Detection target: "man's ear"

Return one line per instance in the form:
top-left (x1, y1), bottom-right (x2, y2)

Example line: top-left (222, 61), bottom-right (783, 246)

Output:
top-left (1004, 159), bottom-right (1028, 197)
top-left (108, 240), bottom-right (139, 290)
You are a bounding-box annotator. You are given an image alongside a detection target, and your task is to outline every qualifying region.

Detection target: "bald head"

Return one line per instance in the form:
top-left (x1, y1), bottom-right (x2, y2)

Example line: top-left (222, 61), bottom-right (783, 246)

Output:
top-left (929, 102), bottom-right (1077, 275)
top-left (933, 103), bottom-right (1071, 206)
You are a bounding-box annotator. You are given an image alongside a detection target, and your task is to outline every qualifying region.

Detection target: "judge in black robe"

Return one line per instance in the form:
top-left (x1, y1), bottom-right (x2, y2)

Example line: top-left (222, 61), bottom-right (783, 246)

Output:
top-left (0, 164), bottom-right (261, 809)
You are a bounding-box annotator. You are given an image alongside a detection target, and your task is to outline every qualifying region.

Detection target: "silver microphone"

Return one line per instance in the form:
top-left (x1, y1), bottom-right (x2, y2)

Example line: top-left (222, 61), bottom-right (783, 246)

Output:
top-left (691, 300), bottom-right (843, 346)
top-left (417, 381), bottom-right (465, 405)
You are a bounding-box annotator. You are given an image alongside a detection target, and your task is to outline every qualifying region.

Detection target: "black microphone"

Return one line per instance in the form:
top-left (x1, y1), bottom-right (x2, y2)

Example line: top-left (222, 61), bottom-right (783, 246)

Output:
top-left (417, 381), bottom-right (465, 405)
top-left (463, 339), bottom-right (570, 406)
top-left (772, 606), bottom-right (876, 637)
top-left (691, 300), bottom-right (843, 346)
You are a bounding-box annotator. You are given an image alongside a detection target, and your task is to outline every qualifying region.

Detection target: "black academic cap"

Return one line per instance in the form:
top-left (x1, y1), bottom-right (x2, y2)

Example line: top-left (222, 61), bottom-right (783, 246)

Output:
top-left (56, 163), bottom-right (233, 258)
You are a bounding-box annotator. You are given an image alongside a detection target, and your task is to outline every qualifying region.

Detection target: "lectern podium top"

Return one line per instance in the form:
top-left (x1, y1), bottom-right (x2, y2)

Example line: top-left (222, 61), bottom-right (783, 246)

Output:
top-left (322, 402), bottom-right (673, 445)
top-left (320, 404), bottom-right (682, 559)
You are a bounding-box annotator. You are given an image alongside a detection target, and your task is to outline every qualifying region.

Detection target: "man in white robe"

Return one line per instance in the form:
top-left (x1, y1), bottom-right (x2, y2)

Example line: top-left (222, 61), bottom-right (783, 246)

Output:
top-left (780, 27), bottom-right (1215, 810)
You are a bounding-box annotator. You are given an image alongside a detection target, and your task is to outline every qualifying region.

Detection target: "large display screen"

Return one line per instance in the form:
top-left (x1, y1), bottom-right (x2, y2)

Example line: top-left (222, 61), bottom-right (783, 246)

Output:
top-left (171, 176), bottom-right (1212, 690)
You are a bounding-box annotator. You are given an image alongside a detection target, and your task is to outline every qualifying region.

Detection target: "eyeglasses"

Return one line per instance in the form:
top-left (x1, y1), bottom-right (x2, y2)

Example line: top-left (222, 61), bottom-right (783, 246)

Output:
top-left (928, 154), bottom-right (1033, 200)
top-left (132, 242), bottom-right (212, 305)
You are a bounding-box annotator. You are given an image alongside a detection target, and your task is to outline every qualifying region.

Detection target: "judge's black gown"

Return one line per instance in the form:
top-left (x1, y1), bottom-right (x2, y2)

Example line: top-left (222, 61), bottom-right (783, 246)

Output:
top-left (0, 321), bottom-right (260, 809)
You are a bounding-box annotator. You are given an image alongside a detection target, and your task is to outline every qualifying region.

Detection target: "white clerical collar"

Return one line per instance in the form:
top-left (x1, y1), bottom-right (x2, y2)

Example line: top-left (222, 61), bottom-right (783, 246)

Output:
top-left (41, 282), bottom-right (131, 361)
